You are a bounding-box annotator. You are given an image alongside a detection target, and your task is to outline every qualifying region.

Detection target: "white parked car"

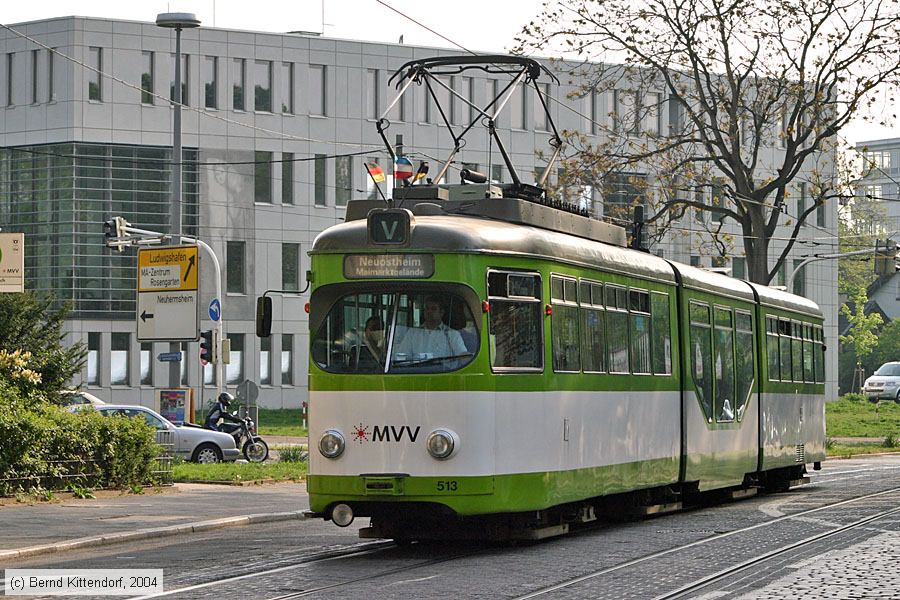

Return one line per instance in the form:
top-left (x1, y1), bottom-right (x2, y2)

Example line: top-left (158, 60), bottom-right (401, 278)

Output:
top-left (88, 404), bottom-right (241, 463)
top-left (862, 362), bottom-right (900, 402)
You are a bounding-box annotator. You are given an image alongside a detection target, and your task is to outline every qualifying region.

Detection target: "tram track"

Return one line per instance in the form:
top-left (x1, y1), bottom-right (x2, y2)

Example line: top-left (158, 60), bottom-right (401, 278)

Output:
top-left (511, 485), bottom-right (900, 599)
top-left (134, 483), bottom-right (900, 600)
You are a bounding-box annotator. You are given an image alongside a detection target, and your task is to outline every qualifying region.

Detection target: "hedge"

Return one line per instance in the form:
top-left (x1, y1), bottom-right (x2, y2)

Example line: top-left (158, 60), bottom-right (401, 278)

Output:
top-left (0, 384), bottom-right (160, 496)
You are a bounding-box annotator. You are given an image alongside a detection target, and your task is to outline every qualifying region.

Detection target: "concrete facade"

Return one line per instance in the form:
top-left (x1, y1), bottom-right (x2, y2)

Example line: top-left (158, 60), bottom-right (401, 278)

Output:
top-left (0, 16), bottom-right (840, 409)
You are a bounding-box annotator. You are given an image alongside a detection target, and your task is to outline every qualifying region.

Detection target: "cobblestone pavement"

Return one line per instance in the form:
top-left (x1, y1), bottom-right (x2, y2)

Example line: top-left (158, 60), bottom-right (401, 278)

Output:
top-left (3, 456), bottom-right (899, 599)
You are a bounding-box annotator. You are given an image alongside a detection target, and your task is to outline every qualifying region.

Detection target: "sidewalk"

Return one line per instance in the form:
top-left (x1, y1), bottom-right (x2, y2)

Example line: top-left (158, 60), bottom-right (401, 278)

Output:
top-left (0, 482), bottom-right (309, 562)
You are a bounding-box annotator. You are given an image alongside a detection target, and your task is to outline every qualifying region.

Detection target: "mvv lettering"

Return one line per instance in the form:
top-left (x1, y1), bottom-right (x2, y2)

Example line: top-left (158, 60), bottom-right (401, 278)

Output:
top-left (372, 425), bottom-right (421, 442)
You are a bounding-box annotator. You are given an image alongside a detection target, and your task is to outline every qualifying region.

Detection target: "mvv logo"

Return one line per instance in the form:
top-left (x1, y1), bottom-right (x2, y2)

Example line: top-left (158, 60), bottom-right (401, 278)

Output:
top-left (372, 425), bottom-right (421, 442)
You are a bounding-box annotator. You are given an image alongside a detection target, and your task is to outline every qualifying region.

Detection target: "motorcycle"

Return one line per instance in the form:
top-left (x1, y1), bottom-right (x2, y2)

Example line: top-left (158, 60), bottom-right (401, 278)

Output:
top-left (221, 415), bottom-right (269, 462)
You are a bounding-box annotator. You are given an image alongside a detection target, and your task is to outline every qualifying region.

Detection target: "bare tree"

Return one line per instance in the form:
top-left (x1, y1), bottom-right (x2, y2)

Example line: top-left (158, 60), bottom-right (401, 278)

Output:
top-left (516, 0), bottom-right (900, 284)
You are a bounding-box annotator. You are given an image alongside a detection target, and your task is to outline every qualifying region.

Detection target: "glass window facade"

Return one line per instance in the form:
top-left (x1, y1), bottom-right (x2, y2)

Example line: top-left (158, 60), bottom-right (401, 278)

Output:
top-left (336, 155), bottom-right (352, 206)
top-left (282, 243), bottom-right (300, 291)
top-left (310, 65), bottom-right (326, 115)
top-left (203, 55), bottom-right (217, 109)
top-left (226, 241), bottom-right (246, 294)
top-left (255, 151), bottom-right (272, 203)
top-left (111, 332), bottom-right (130, 385)
top-left (169, 53), bottom-right (188, 105)
top-left (282, 334), bottom-right (294, 385)
top-left (282, 152), bottom-right (293, 204)
top-left (314, 154), bottom-right (327, 206)
top-left (0, 143), bottom-right (198, 319)
top-left (232, 58), bottom-right (245, 110)
top-left (87, 332), bottom-right (101, 385)
top-left (280, 62), bottom-right (294, 114)
top-left (88, 47), bottom-right (101, 101)
top-left (226, 333), bottom-right (244, 384)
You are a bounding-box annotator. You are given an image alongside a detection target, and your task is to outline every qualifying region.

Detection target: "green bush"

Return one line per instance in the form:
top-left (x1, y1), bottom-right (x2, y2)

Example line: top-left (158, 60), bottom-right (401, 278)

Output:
top-left (0, 383), bottom-right (159, 496)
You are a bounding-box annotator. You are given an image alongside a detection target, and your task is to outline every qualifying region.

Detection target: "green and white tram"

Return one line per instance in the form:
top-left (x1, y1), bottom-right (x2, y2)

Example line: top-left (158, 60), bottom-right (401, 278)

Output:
top-left (271, 191), bottom-right (825, 540)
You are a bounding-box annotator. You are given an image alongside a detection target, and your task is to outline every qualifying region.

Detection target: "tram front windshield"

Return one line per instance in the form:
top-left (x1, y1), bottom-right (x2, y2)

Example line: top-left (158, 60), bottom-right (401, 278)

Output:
top-left (312, 289), bottom-right (479, 374)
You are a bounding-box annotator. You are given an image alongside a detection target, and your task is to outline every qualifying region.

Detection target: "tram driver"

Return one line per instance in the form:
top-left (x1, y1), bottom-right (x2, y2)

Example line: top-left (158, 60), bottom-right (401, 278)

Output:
top-left (354, 315), bottom-right (385, 371)
top-left (392, 295), bottom-right (468, 362)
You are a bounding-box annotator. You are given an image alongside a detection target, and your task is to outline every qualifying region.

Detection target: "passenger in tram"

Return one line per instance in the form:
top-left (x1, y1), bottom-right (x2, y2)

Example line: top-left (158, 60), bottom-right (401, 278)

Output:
top-left (393, 295), bottom-right (467, 361)
top-left (354, 315), bottom-right (385, 371)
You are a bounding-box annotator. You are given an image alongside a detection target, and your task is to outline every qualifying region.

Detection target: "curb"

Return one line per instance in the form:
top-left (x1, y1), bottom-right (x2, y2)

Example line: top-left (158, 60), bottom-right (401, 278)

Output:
top-left (0, 511), bottom-right (306, 562)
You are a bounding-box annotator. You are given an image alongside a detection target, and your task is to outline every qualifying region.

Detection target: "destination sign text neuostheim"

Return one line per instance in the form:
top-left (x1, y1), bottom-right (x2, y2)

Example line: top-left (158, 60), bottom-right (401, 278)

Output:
top-left (344, 254), bottom-right (434, 279)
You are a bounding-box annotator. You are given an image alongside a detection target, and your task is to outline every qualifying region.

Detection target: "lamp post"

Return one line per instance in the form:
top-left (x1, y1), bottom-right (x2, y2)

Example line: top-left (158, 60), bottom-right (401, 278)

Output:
top-left (156, 12), bottom-right (200, 390)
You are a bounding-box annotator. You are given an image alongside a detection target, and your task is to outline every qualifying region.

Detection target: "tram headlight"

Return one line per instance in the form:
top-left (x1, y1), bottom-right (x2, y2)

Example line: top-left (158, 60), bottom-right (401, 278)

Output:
top-left (319, 429), bottom-right (345, 459)
top-left (426, 429), bottom-right (458, 460)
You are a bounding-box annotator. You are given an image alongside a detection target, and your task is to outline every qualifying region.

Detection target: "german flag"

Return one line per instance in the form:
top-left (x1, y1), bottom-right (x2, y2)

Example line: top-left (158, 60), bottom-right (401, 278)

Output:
top-left (365, 162), bottom-right (385, 183)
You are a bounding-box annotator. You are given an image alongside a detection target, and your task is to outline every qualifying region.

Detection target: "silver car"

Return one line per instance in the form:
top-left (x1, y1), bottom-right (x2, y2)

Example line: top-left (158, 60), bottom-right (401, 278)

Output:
top-left (92, 404), bottom-right (241, 463)
top-left (862, 362), bottom-right (900, 402)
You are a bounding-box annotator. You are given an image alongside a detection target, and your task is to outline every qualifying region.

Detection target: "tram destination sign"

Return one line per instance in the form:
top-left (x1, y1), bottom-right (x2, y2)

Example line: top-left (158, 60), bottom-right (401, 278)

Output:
top-left (137, 245), bottom-right (200, 342)
top-left (344, 254), bottom-right (434, 279)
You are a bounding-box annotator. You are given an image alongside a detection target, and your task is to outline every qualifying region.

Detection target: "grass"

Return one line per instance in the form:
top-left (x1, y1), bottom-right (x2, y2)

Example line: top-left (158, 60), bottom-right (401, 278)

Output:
top-left (826, 396), bottom-right (900, 438)
top-left (827, 443), bottom-right (900, 458)
top-left (194, 408), bottom-right (307, 438)
top-left (173, 460), bottom-right (307, 483)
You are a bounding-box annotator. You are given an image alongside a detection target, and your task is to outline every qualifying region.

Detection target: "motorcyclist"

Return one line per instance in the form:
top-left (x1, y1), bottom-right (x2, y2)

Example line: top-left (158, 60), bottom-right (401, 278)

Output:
top-left (205, 392), bottom-right (242, 433)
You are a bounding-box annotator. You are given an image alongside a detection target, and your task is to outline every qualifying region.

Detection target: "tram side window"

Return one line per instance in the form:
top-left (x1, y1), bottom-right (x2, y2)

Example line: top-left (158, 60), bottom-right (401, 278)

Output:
top-left (581, 281), bottom-right (606, 373)
top-left (814, 326), bottom-right (825, 383)
top-left (630, 289), bottom-right (651, 374)
top-left (551, 275), bottom-right (581, 372)
top-left (606, 285), bottom-right (630, 373)
top-left (802, 324), bottom-right (814, 382)
top-left (651, 291), bottom-right (672, 375)
top-left (766, 316), bottom-right (780, 381)
top-left (791, 320), bottom-right (803, 382)
top-left (734, 310), bottom-right (754, 421)
top-left (778, 319), bottom-right (792, 381)
top-left (714, 306), bottom-right (736, 422)
top-left (690, 302), bottom-right (713, 422)
top-left (488, 271), bottom-right (543, 370)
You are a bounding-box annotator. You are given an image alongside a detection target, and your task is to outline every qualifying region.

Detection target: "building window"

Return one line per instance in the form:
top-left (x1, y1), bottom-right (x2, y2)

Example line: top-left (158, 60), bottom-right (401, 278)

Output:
top-left (282, 243), bottom-right (300, 291)
top-left (366, 69), bottom-right (379, 119)
top-left (336, 155), bottom-right (352, 206)
top-left (226, 241), bottom-right (246, 294)
top-left (180, 342), bottom-right (189, 386)
top-left (310, 65), bottom-right (326, 116)
top-left (282, 334), bottom-right (294, 385)
top-left (87, 332), bottom-right (101, 385)
top-left (232, 58), bottom-right (245, 110)
top-left (139, 51), bottom-right (154, 105)
top-left (31, 49), bottom-right (39, 104)
top-left (254, 151), bottom-right (272, 203)
top-left (225, 333), bottom-right (244, 384)
top-left (280, 62), bottom-right (294, 114)
top-left (282, 152), bottom-right (294, 204)
top-left (534, 82), bottom-right (550, 131)
top-left (797, 182), bottom-right (806, 220)
top-left (254, 60), bottom-right (272, 112)
top-left (642, 92), bottom-right (661, 135)
top-left (817, 197), bottom-right (826, 227)
top-left (170, 53), bottom-right (188, 105)
top-left (793, 259), bottom-right (806, 297)
top-left (260, 336), bottom-right (271, 385)
top-left (492, 164), bottom-right (504, 183)
top-left (203, 55), bottom-right (217, 109)
top-left (48, 49), bottom-right (55, 102)
top-left (732, 257), bottom-right (746, 280)
top-left (140, 342), bottom-right (153, 385)
top-left (614, 89), bottom-right (639, 135)
top-left (510, 83), bottom-right (525, 129)
top-left (88, 47), bottom-right (102, 101)
top-left (314, 153), bottom-right (327, 206)
top-left (111, 333), bottom-right (130, 386)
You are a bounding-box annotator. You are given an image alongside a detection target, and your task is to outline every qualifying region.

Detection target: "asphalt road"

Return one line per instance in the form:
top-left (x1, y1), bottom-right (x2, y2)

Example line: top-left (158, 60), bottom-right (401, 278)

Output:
top-left (4, 455), bottom-right (900, 599)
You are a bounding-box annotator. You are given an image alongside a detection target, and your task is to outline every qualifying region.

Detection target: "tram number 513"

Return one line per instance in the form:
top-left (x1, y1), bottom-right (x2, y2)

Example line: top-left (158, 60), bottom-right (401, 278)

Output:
top-left (436, 480), bottom-right (458, 492)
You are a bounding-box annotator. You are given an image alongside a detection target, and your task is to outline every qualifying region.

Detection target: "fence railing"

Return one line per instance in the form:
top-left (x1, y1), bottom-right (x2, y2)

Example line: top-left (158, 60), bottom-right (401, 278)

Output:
top-left (0, 431), bottom-right (175, 495)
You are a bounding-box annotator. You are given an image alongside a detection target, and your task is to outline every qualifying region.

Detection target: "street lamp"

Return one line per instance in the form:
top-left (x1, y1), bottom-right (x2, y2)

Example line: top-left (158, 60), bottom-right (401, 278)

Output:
top-left (156, 12), bottom-right (200, 244)
top-left (157, 12), bottom-right (200, 390)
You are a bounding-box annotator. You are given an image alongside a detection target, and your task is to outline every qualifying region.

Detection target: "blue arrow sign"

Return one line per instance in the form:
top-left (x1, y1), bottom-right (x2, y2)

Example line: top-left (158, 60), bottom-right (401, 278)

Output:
top-left (157, 352), bottom-right (183, 362)
top-left (209, 298), bottom-right (221, 322)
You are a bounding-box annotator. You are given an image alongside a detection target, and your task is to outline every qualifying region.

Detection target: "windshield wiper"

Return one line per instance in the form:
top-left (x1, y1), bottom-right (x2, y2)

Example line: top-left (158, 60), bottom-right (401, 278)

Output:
top-left (391, 353), bottom-right (474, 367)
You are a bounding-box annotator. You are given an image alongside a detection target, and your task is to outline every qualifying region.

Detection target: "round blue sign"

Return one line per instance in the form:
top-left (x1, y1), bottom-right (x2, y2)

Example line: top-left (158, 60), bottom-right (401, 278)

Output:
top-left (209, 298), bottom-right (221, 322)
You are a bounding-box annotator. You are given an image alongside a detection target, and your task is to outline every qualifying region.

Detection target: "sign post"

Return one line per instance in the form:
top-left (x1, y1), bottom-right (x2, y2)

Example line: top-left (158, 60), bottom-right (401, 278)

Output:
top-left (137, 245), bottom-right (200, 341)
top-left (0, 233), bottom-right (25, 293)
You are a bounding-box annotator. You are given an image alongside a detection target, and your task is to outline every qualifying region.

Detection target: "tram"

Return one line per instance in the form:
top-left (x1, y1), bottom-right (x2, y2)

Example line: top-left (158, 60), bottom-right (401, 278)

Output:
top-left (256, 56), bottom-right (826, 540)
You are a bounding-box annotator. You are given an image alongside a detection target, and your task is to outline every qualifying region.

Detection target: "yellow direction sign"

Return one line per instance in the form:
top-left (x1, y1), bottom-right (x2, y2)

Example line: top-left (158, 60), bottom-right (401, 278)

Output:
top-left (137, 245), bottom-right (199, 341)
top-left (138, 245), bottom-right (199, 292)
